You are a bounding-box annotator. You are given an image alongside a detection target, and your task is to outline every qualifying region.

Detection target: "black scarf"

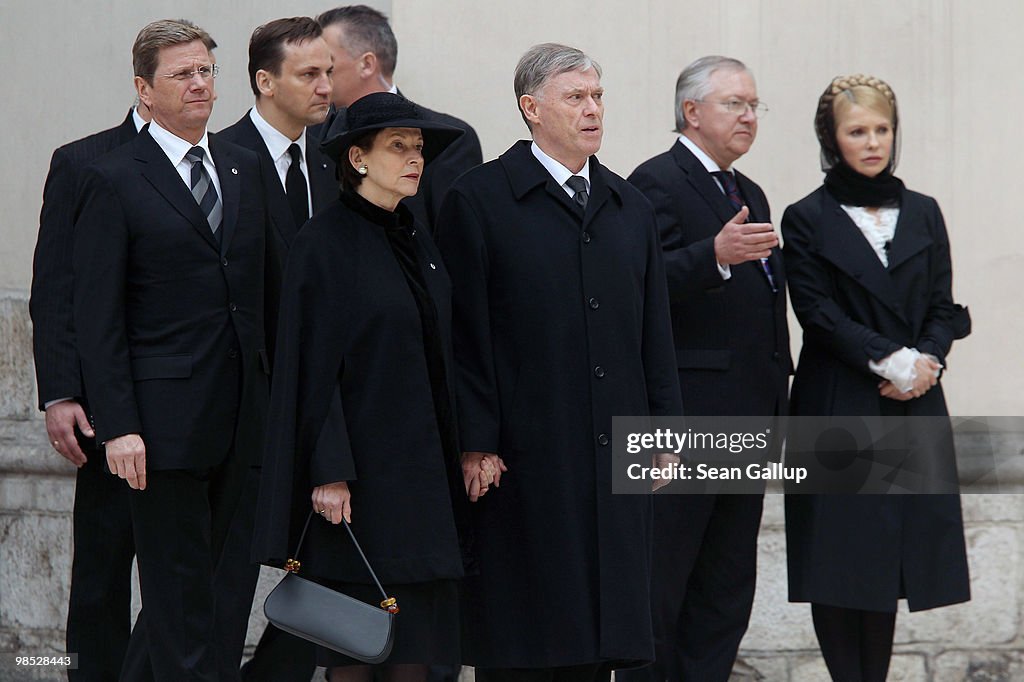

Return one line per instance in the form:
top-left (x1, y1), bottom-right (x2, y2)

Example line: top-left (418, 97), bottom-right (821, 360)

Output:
top-left (824, 162), bottom-right (904, 207)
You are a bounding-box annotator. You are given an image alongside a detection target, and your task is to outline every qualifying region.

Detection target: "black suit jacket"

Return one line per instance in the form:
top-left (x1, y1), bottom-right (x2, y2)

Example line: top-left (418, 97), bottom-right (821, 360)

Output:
top-left (72, 129), bottom-right (270, 470)
top-left (629, 140), bottom-right (791, 417)
top-left (217, 111), bottom-right (338, 359)
top-left (313, 96), bottom-right (483, 234)
top-left (31, 110), bottom-right (137, 410)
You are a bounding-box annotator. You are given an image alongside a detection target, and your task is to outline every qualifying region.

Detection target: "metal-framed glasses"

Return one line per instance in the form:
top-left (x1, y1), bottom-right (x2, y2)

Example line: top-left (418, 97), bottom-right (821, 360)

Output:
top-left (695, 99), bottom-right (769, 118)
top-left (157, 64), bottom-right (220, 82)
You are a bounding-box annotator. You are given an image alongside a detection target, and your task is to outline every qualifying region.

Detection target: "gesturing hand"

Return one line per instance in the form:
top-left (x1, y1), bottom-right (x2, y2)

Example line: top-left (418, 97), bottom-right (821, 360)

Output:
top-left (714, 206), bottom-right (778, 266)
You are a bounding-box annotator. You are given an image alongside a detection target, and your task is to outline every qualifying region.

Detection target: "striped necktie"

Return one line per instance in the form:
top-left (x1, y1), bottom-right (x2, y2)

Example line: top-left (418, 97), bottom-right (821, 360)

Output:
top-left (185, 146), bottom-right (223, 239)
top-left (712, 170), bottom-right (777, 292)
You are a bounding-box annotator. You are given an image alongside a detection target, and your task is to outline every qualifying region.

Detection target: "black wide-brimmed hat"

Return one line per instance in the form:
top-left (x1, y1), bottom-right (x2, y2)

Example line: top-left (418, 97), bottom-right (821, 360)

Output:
top-left (319, 92), bottom-right (464, 165)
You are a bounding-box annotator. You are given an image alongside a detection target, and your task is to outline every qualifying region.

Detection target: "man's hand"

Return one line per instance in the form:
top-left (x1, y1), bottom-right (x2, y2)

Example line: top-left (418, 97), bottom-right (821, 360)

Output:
top-left (462, 451), bottom-right (508, 502)
top-left (45, 400), bottom-right (94, 467)
top-left (652, 453), bottom-right (680, 492)
top-left (105, 434), bottom-right (146, 490)
top-left (713, 206), bottom-right (778, 266)
top-left (879, 356), bottom-right (941, 401)
top-left (312, 481), bottom-right (352, 525)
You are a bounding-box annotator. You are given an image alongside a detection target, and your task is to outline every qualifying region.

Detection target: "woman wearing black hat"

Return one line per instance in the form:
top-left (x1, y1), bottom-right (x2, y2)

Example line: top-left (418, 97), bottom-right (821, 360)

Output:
top-left (253, 92), bottom-right (484, 681)
top-left (782, 75), bottom-right (971, 681)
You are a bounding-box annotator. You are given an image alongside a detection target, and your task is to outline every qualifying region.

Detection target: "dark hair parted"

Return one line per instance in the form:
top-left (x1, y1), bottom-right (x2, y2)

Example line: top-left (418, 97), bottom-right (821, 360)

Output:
top-left (133, 19), bottom-right (216, 84)
top-left (316, 5), bottom-right (397, 77)
top-left (339, 129), bottom-right (380, 191)
top-left (815, 73), bottom-right (899, 171)
top-left (248, 17), bottom-right (324, 97)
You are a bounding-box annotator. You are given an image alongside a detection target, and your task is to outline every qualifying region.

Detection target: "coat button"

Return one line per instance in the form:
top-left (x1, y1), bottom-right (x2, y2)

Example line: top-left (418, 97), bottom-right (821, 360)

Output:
top-left (773, 351), bottom-right (780, 361)
top-left (221, 257), bottom-right (228, 267)
top-left (594, 366), bottom-right (605, 378)
top-left (582, 231), bottom-right (591, 243)
top-left (588, 297), bottom-right (599, 310)
top-left (228, 348), bottom-right (239, 358)
top-left (597, 433), bottom-right (609, 446)
top-left (229, 302), bottom-right (238, 312)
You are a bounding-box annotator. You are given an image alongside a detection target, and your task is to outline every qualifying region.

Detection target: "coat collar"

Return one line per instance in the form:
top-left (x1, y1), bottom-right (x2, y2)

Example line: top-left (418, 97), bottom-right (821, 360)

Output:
top-left (816, 187), bottom-right (932, 321)
top-left (499, 140), bottom-right (623, 226)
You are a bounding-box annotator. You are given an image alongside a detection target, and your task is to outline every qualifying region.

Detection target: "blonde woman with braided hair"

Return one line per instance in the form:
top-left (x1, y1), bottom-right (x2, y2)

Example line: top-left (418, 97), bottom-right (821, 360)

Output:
top-left (782, 75), bottom-right (971, 681)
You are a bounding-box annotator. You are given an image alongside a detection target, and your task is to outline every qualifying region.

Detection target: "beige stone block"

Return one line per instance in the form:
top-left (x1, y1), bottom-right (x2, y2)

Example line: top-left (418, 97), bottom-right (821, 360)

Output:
top-left (0, 514), bottom-right (71, 630)
top-left (896, 526), bottom-right (1018, 646)
top-left (761, 493), bottom-right (785, 528)
top-left (0, 296), bottom-right (35, 421)
top-left (791, 653), bottom-right (925, 681)
top-left (733, 654), bottom-right (788, 681)
top-left (744, 528), bottom-right (818, 651)
top-left (934, 649), bottom-right (1024, 682)
top-left (0, 475), bottom-right (74, 513)
top-left (961, 494), bottom-right (1024, 523)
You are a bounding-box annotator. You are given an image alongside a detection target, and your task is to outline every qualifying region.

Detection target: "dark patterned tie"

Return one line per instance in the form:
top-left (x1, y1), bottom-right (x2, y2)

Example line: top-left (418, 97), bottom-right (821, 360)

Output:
top-left (712, 170), bottom-right (776, 292)
top-left (566, 175), bottom-right (589, 210)
top-left (285, 143), bottom-right (309, 229)
top-left (185, 146), bottom-right (222, 239)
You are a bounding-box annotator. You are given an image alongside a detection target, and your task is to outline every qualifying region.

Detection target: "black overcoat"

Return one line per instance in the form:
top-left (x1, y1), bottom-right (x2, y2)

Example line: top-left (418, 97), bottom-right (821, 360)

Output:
top-left (252, 198), bottom-right (464, 585)
top-left (782, 184), bottom-right (971, 612)
top-left (435, 141), bottom-right (683, 668)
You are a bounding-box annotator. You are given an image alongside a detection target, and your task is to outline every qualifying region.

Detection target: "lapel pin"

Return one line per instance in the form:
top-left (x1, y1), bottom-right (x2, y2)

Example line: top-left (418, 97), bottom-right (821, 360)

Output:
top-left (430, 263), bottom-right (436, 270)
top-left (231, 168), bottom-right (238, 175)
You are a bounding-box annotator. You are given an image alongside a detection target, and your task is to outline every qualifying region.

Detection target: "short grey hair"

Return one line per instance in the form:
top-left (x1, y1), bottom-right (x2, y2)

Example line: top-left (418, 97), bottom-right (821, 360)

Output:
top-left (514, 43), bottom-right (602, 129)
top-left (674, 55), bottom-right (750, 132)
top-left (317, 6), bottom-right (398, 78)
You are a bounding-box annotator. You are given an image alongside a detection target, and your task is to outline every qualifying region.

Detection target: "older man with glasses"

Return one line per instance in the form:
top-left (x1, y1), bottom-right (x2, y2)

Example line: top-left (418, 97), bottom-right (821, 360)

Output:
top-left (619, 56), bottom-right (792, 682)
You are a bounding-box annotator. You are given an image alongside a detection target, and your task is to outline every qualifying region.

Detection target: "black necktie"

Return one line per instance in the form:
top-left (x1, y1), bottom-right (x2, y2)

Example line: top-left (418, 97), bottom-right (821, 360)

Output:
top-left (712, 170), bottom-right (777, 292)
top-left (285, 143), bottom-right (309, 229)
top-left (566, 175), bottom-right (589, 210)
top-left (185, 146), bottom-right (222, 239)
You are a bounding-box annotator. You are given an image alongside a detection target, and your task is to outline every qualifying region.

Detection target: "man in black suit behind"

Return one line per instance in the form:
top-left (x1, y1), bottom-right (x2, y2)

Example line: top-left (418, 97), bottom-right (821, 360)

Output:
top-left (72, 19), bottom-right (271, 681)
top-left (619, 56), bottom-right (792, 682)
top-left (315, 5), bottom-right (483, 234)
top-left (31, 102), bottom-right (149, 681)
top-left (218, 17), bottom-right (336, 681)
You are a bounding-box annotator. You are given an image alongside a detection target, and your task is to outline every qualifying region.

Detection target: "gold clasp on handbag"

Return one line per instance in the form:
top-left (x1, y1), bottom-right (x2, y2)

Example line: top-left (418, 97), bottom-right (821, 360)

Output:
top-left (284, 558), bottom-right (301, 573)
top-left (380, 597), bottom-right (399, 614)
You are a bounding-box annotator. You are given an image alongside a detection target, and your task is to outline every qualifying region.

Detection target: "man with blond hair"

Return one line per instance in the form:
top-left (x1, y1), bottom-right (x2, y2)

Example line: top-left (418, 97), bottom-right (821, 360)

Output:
top-left (73, 19), bottom-right (270, 680)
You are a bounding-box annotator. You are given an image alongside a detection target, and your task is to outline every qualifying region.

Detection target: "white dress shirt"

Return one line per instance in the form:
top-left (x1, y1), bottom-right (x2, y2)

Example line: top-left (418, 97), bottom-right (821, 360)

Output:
top-left (678, 134), bottom-right (734, 279)
top-left (530, 141), bottom-right (591, 198)
top-left (249, 107), bottom-right (313, 218)
top-left (148, 119), bottom-right (222, 202)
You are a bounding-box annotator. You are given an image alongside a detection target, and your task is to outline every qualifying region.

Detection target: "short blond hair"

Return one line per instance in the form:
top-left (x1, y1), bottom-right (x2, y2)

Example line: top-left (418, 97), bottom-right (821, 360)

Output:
top-left (133, 19), bottom-right (216, 84)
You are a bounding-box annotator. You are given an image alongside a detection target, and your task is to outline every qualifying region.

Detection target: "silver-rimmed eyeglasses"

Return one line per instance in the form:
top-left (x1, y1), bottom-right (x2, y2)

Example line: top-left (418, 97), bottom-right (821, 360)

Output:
top-left (694, 99), bottom-right (768, 118)
top-left (156, 64), bottom-right (220, 82)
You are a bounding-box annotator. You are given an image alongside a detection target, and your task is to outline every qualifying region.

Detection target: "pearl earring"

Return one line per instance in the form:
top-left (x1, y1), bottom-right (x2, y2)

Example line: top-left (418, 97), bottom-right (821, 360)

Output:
top-left (358, 165), bottom-right (368, 175)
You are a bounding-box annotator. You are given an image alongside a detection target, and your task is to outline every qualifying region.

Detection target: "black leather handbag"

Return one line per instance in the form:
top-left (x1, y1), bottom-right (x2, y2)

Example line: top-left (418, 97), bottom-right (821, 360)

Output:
top-left (263, 511), bottom-right (398, 663)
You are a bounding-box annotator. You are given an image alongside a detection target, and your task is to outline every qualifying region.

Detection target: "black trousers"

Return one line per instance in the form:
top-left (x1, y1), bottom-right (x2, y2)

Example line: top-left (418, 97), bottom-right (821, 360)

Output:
top-left (618, 493), bottom-right (763, 682)
top-left (475, 664), bottom-right (610, 682)
top-left (118, 455), bottom-right (260, 682)
top-left (67, 454), bottom-right (135, 682)
top-left (240, 624), bottom-right (317, 681)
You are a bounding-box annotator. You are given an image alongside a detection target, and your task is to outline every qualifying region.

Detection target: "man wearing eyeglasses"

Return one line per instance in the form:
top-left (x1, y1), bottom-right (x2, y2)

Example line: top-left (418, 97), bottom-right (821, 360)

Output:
top-left (620, 56), bottom-right (791, 682)
top-left (72, 19), bottom-right (271, 681)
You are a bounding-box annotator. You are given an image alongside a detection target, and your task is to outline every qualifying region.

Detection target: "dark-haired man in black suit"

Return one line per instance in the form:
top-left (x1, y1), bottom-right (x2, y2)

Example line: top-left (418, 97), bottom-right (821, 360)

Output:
top-left (315, 5), bottom-right (482, 234)
top-left (32, 102), bottom-right (149, 682)
top-left (218, 16), bottom-right (336, 681)
top-left (72, 19), bottom-right (271, 681)
top-left (620, 56), bottom-right (791, 682)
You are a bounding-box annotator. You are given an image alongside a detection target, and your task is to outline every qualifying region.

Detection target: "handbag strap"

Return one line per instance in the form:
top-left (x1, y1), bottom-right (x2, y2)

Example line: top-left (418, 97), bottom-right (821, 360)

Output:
top-left (286, 511), bottom-right (399, 613)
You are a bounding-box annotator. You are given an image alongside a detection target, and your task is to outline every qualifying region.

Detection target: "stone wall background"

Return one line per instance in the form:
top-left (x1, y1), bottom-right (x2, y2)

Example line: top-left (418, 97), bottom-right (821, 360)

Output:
top-left (2, 290), bottom-right (1022, 680)
top-left (4, 0), bottom-right (1024, 679)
